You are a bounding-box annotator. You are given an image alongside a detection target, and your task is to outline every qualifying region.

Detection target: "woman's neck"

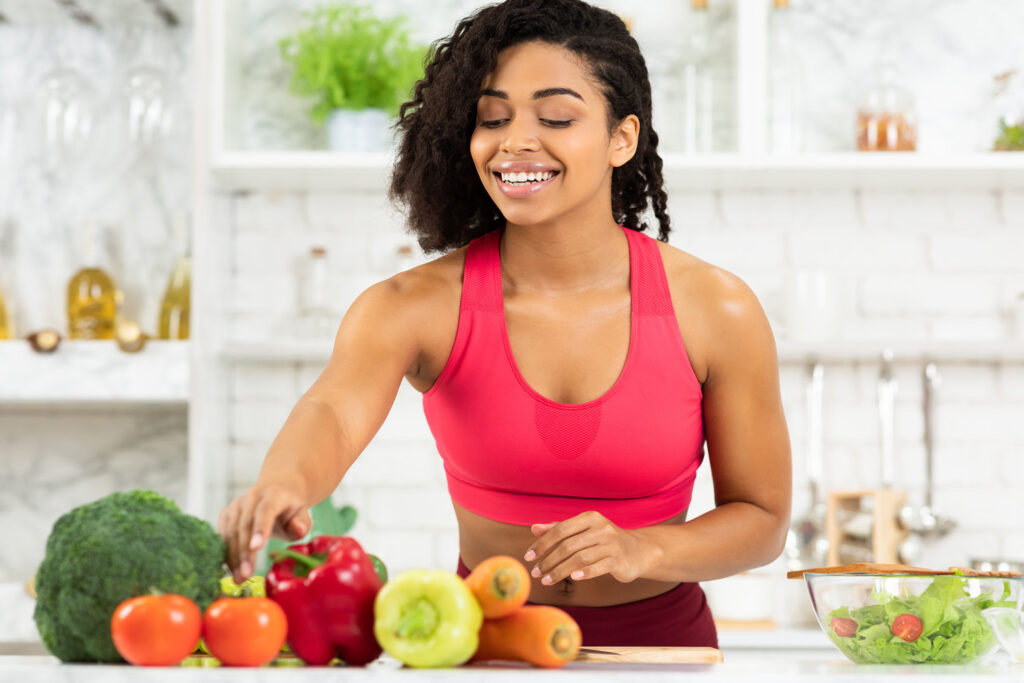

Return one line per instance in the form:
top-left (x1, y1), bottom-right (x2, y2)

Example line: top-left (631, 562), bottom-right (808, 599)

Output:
top-left (499, 215), bottom-right (628, 295)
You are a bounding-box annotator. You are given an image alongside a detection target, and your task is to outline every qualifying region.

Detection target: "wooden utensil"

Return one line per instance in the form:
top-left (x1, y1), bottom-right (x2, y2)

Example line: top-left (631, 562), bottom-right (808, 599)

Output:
top-left (787, 563), bottom-right (1022, 579)
top-left (574, 646), bottom-right (723, 663)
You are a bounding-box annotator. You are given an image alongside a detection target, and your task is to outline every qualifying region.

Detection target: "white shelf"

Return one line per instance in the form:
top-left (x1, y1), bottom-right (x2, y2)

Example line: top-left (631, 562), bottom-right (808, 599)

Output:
top-left (219, 338), bottom-right (1024, 366)
top-left (718, 628), bottom-right (832, 651)
top-left (777, 340), bottom-right (1024, 365)
top-left (0, 340), bottom-right (190, 406)
top-left (221, 339), bottom-right (333, 363)
top-left (209, 151), bottom-right (1024, 191)
top-left (211, 151), bottom-right (394, 191)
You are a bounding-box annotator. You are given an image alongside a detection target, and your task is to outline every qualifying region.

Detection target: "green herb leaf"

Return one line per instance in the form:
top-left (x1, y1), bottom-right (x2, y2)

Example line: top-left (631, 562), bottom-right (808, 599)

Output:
top-left (278, 2), bottom-right (428, 124)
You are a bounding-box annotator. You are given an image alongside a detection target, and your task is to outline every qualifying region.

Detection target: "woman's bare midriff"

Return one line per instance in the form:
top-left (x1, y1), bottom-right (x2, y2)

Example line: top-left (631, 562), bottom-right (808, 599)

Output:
top-left (453, 502), bottom-right (688, 607)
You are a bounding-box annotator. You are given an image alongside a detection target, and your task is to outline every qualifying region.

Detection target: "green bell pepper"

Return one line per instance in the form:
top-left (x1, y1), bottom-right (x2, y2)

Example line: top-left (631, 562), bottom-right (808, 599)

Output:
top-left (373, 569), bottom-right (482, 668)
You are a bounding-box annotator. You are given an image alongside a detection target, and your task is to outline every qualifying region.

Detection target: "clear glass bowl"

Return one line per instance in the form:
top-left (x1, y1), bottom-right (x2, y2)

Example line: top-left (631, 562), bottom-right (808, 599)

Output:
top-left (804, 573), bottom-right (1023, 664)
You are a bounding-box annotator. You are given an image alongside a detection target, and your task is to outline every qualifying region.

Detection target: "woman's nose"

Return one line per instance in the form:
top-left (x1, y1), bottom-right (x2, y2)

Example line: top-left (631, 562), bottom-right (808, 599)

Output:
top-left (500, 118), bottom-right (540, 154)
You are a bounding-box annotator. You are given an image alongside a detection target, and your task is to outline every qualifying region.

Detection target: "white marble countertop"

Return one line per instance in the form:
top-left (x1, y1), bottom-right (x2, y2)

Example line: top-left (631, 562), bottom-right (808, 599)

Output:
top-left (1, 652), bottom-right (1022, 682)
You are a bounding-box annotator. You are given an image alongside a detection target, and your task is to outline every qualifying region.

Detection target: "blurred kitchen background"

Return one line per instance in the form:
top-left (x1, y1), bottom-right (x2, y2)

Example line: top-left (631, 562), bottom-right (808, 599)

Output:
top-left (1, 0), bottom-right (1023, 643)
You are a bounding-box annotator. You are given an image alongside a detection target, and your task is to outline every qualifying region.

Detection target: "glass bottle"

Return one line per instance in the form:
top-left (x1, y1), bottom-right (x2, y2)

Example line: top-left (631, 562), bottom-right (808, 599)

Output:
top-left (767, 0), bottom-right (803, 153)
top-left (681, 0), bottom-right (714, 154)
top-left (67, 222), bottom-right (117, 340)
top-left (158, 211), bottom-right (191, 340)
top-left (296, 246), bottom-right (336, 338)
top-left (0, 285), bottom-right (11, 340)
top-left (158, 254), bottom-right (190, 340)
top-left (856, 63), bottom-right (917, 151)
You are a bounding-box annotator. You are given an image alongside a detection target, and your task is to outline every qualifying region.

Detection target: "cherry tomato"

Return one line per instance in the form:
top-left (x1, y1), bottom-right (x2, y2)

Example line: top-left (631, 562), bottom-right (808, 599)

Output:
top-left (830, 617), bottom-right (858, 638)
top-left (202, 597), bottom-right (288, 667)
top-left (892, 613), bottom-right (923, 642)
top-left (110, 594), bottom-right (201, 666)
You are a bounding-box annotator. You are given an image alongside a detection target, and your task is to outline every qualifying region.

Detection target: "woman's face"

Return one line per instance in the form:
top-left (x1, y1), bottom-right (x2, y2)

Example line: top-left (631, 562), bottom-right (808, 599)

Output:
top-left (470, 40), bottom-right (638, 229)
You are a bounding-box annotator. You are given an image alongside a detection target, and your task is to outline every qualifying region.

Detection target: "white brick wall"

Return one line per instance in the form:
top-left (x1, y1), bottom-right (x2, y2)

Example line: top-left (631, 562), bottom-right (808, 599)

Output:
top-left (223, 186), bottom-right (1024, 580)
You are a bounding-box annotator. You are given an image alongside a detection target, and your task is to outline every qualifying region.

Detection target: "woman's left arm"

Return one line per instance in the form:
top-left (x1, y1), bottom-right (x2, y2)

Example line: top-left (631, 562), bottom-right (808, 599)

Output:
top-left (636, 270), bottom-right (792, 582)
top-left (526, 272), bottom-right (792, 585)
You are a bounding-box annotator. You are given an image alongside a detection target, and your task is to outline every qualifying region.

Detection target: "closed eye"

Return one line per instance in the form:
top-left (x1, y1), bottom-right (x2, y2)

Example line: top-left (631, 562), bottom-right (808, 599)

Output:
top-left (479, 119), bottom-right (574, 129)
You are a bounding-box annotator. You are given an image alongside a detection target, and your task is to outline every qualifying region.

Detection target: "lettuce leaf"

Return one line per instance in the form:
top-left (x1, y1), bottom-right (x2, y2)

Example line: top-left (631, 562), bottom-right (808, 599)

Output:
top-left (825, 576), bottom-right (1016, 664)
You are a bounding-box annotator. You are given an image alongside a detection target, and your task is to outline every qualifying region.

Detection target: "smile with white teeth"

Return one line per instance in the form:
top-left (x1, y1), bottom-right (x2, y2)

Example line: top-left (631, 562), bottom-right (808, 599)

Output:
top-left (498, 170), bottom-right (557, 186)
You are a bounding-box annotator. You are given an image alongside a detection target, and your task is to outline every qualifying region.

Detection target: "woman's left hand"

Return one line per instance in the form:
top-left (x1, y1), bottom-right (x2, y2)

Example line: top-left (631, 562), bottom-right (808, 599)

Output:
top-left (523, 511), bottom-right (659, 585)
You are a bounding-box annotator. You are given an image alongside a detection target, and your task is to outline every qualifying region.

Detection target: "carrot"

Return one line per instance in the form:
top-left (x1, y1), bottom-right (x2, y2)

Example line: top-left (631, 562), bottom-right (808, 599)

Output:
top-left (471, 605), bottom-right (582, 668)
top-left (464, 555), bottom-right (530, 618)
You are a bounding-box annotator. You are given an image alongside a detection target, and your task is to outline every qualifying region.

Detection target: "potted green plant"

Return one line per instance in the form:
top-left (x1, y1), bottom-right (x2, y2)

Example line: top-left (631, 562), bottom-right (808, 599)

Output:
top-left (278, 2), bottom-right (426, 152)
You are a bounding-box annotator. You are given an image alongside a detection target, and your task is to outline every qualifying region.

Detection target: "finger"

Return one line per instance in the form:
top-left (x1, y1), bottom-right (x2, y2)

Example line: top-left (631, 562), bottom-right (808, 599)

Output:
top-left (566, 556), bottom-right (617, 583)
top-left (530, 522), bottom-right (555, 537)
top-left (526, 511), bottom-right (605, 563)
top-left (235, 490), bottom-right (261, 581)
top-left (286, 509), bottom-right (312, 539)
top-left (219, 502), bottom-right (242, 576)
top-left (540, 547), bottom-right (610, 586)
top-left (532, 531), bottom-right (600, 580)
top-left (248, 492), bottom-right (291, 566)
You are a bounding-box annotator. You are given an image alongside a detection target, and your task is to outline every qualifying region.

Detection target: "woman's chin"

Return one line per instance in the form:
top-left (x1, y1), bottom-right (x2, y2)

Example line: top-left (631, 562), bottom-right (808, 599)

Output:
top-left (493, 205), bottom-right (557, 228)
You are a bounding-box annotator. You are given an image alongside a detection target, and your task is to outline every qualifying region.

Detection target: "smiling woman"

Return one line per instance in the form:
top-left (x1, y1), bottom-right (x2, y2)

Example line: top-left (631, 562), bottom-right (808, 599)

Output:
top-left (218, 0), bottom-right (792, 651)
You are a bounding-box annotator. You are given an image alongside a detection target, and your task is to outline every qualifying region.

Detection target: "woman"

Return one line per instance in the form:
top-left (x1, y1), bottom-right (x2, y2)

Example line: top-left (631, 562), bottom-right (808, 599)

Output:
top-left (219, 0), bottom-right (791, 647)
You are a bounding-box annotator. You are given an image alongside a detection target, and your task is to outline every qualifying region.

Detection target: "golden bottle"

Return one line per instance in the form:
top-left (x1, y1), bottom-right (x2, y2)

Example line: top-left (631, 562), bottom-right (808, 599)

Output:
top-left (0, 286), bottom-right (11, 340)
top-left (67, 267), bottom-right (117, 339)
top-left (158, 255), bottom-right (190, 340)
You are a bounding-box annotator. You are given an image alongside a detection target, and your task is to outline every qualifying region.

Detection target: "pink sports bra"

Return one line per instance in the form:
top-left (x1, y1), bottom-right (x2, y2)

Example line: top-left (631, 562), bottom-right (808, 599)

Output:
top-left (422, 225), bottom-right (705, 529)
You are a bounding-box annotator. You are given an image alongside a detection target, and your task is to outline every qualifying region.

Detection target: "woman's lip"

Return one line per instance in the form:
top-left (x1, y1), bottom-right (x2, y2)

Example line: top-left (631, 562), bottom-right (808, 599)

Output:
top-left (493, 172), bottom-right (559, 199)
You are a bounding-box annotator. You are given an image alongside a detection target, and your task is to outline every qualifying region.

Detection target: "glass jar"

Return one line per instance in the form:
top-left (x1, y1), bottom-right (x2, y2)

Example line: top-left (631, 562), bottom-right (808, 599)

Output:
top-left (295, 246), bottom-right (337, 338)
top-left (767, 0), bottom-right (804, 154)
top-left (856, 63), bottom-right (917, 151)
top-left (992, 69), bottom-right (1024, 151)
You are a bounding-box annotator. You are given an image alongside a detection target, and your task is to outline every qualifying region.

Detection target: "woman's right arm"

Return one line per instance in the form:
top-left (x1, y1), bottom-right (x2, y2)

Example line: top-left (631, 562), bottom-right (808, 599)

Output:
top-left (218, 273), bottom-right (431, 581)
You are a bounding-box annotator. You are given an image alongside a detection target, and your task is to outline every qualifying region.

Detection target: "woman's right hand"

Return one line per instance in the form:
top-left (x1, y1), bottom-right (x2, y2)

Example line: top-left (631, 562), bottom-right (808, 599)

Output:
top-left (217, 482), bottom-right (313, 583)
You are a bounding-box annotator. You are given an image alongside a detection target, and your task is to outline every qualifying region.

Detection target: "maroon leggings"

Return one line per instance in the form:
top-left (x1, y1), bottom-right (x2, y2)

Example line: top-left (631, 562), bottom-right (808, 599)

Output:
top-left (456, 557), bottom-right (718, 648)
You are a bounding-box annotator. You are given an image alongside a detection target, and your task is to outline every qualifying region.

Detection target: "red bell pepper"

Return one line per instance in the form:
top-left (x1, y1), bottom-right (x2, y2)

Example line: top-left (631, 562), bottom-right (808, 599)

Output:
top-left (266, 535), bottom-right (383, 666)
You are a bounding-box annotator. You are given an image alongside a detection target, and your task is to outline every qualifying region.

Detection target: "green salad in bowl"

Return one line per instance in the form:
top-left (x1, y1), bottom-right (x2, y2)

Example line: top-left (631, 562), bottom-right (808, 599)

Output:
top-left (805, 572), bottom-right (1022, 664)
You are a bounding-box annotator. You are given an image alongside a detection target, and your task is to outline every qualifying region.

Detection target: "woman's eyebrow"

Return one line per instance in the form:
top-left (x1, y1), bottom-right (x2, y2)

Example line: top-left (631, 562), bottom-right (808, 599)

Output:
top-left (478, 87), bottom-right (585, 102)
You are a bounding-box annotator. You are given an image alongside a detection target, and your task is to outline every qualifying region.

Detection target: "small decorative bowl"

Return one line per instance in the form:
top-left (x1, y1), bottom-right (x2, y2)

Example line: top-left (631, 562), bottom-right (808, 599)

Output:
top-left (804, 572), bottom-right (1023, 664)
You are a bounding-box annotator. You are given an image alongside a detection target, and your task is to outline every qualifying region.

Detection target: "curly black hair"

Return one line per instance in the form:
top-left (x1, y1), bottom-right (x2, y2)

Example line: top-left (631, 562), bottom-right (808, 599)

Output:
top-left (389, 0), bottom-right (671, 254)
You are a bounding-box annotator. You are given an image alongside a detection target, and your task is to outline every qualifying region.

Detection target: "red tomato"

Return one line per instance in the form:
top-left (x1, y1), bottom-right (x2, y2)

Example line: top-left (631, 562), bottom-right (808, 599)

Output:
top-left (202, 597), bottom-right (288, 667)
top-left (892, 613), bottom-right (923, 642)
top-left (830, 617), bottom-right (858, 638)
top-left (110, 594), bottom-right (201, 666)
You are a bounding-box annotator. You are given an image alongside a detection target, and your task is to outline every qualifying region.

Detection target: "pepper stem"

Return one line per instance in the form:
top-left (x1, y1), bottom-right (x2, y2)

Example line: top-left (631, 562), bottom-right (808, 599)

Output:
top-left (270, 549), bottom-right (323, 575)
top-left (396, 597), bottom-right (440, 640)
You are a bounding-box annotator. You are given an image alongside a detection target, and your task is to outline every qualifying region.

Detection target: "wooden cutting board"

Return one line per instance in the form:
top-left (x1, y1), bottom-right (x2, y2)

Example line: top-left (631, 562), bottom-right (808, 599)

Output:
top-left (574, 646), bottom-right (723, 663)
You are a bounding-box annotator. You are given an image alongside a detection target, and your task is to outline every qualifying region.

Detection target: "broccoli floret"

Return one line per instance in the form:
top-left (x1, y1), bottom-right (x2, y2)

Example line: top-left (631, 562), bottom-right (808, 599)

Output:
top-left (33, 489), bottom-right (226, 662)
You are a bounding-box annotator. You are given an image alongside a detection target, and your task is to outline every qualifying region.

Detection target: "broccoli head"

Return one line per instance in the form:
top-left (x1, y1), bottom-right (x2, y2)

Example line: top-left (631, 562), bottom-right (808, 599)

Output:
top-left (33, 489), bottom-right (226, 662)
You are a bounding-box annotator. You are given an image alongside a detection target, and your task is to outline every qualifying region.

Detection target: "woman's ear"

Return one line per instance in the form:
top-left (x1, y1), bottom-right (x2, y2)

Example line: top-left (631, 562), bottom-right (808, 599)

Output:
top-left (610, 114), bottom-right (640, 168)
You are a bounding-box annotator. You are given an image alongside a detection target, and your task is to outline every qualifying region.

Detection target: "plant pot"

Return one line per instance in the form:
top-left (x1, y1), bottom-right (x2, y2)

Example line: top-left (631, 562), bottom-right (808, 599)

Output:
top-left (326, 108), bottom-right (393, 152)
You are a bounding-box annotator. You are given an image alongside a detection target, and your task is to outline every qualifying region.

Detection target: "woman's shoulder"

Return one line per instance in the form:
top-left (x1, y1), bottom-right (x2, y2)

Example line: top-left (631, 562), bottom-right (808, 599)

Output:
top-left (386, 244), bottom-right (468, 305)
top-left (654, 239), bottom-right (775, 379)
top-left (654, 239), bottom-right (762, 316)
